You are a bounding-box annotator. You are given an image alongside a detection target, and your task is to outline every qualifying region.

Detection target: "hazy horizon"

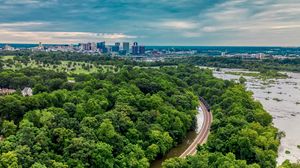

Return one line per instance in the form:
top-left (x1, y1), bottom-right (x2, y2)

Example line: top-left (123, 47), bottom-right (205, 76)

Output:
top-left (2, 43), bottom-right (300, 48)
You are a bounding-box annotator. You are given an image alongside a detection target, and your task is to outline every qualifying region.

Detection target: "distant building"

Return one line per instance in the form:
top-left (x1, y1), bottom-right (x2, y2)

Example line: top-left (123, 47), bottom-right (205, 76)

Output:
top-left (132, 42), bottom-right (145, 55)
top-left (22, 87), bottom-right (33, 97)
top-left (97, 42), bottom-right (107, 53)
top-left (112, 42), bottom-right (120, 52)
top-left (86, 43), bottom-right (92, 51)
top-left (46, 45), bottom-right (75, 52)
top-left (91, 42), bottom-right (97, 51)
top-left (258, 53), bottom-right (265, 59)
top-left (119, 50), bottom-right (127, 55)
top-left (79, 43), bottom-right (89, 51)
top-left (139, 46), bottom-right (145, 55)
top-left (132, 42), bottom-right (139, 55)
top-left (3, 44), bottom-right (15, 51)
top-left (38, 42), bottom-right (43, 50)
top-left (123, 42), bottom-right (130, 53)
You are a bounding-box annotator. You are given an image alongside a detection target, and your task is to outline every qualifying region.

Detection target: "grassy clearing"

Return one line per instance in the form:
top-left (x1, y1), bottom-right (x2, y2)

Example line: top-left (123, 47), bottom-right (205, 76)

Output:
top-left (2, 60), bottom-right (118, 75)
top-left (0, 55), bottom-right (15, 60)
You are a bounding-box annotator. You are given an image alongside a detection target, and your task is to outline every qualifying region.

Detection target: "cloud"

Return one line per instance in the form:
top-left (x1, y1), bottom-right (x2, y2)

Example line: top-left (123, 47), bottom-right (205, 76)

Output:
top-left (1, 0), bottom-right (57, 6)
top-left (0, 21), bottom-right (136, 44)
top-left (3, 0), bottom-right (41, 5)
top-left (156, 20), bottom-right (199, 30)
top-left (0, 0), bottom-right (300, 45)
top-left (0, 29), bottom-right (137, 44)
top-left (0, 22), bottom-right (47, 29)
top-left (160, 21), bottom-right (197, 29)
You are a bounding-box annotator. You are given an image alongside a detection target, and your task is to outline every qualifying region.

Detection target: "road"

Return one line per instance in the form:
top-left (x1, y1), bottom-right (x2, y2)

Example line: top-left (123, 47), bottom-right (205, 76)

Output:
top-left (179, 101), bottom-right (212, 158)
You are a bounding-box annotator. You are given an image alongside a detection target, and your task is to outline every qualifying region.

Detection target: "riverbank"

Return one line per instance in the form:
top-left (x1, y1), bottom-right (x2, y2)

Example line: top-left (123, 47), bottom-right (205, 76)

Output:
top-left (213, 68), bottom-right (300, 164)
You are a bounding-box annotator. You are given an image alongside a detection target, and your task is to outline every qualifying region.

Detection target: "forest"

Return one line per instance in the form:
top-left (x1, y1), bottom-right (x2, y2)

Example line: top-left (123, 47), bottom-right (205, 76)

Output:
top-left (166, 56), bottom-right (300, 72)
top-left (0, 53), bottom-right (284, 167)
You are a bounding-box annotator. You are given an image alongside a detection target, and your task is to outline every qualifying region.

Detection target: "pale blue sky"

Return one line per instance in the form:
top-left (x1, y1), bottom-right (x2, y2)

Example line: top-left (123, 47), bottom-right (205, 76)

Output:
top-left (0, 0), bottom-right (300, 46)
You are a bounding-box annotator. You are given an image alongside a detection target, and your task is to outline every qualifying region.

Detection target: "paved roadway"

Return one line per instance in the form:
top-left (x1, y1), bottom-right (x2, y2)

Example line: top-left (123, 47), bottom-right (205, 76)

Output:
top-left (179, 101), bottom-right (212, 158)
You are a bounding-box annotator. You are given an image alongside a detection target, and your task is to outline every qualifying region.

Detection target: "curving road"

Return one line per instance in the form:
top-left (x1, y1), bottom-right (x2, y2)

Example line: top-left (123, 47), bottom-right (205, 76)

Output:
top-left (179, 101), bottom-right (212, 158)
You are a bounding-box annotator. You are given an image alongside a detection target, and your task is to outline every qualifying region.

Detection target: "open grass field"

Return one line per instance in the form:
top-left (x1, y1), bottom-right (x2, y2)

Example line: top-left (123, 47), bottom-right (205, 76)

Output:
top-left (0, 55), bottom-right (15, 60)
top-left (2, 59), bottom-right (118, 74)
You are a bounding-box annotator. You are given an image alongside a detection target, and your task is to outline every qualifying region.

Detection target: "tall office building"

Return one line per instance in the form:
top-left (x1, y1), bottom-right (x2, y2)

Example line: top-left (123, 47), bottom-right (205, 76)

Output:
top-left (139, 46), bottom-right (145, 55)
top-left (97, 41), bottom-right (107, 53)
top-left (91, 42), bottom-right (97, 51)
top-left (79, 43), bottom-right (91, 51)
top-left (38, 42), bottom-right (43, 49)
top-left (112, 42), bottom-right (120, 52)
top-left (132, 42), bottom-right (139, 55)
top-left (123, 42), bottom-right (130, 52)
top-left (87, 43), bottom-right (92, 50)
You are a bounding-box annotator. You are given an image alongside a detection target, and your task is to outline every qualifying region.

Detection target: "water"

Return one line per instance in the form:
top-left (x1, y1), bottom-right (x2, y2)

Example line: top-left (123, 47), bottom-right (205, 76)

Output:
top-left (212, 68), bottom-right (300, 164)
top-left (150, 105), bottom-right (204, 168)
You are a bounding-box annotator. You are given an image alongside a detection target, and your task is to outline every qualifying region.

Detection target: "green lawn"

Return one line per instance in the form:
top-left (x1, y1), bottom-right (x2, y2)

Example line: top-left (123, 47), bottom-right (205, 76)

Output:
top-left (3, 60), bottom-right (119, 75)
top-left (0, 55), bottom-right (15, 60)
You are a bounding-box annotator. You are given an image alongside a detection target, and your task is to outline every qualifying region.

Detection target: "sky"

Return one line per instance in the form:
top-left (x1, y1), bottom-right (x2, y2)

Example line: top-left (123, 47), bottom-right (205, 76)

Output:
top-left (0, 0), bottom-right (300, 46)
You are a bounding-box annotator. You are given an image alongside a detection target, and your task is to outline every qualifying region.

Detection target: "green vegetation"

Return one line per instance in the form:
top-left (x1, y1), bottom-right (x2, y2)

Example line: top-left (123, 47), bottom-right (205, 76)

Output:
top-left (166, 56), bottom-right (300, 72)
top-left (225, 70), bottom-right (288, 80)
top-left (239, 76), bottom-right (247, 84)
top-left (273, 98), bottom-right (283, 102)
top-left (1, 59), bottom-right (117, 74)
top-left (278, 131), bottom-right (286, 140)
top-left (163, 84), bottom-right (279, 168)
top-left (297, 145), bottom-right (300, 149)
top-left (279, 160), bottom-right (300, 168)
top-left (0, 56), bottom-right (15, 60)
top-left (285, 150), bottom-right (291, 154)
top-left (0, 65), bottom-right (210, 167)
top-left (0, 52), bottom-right (280, 167)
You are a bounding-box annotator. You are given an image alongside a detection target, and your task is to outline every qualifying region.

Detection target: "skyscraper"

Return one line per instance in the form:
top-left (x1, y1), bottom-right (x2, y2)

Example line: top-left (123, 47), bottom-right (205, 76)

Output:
top-left (112, 42), bottom-right (120, 52)
top-left (139, 46), bottom-right (145, 55)
top-left (91, 42), bottom-right (97, 51)
top-left (132, 42), bottom-right (139, 55)
top-left (123, 42), bottom-right (130, 53)
top-left (97, 41), bottom-right (107, 53)
top-left (79, 43), bottom-right (91, 51)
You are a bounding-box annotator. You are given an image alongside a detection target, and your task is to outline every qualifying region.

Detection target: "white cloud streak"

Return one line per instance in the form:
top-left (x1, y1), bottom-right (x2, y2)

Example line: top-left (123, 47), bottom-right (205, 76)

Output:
top-left (158, 20), bottom-right (199, 30)
top-left (179, 0), bottom-right (300, 45)
top-left (0, 21), bottom-right (137, 43)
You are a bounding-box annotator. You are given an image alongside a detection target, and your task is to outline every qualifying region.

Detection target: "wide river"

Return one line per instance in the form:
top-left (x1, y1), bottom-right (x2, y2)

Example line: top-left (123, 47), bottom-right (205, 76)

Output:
top-left (212, 67), bottom-right (300, 164)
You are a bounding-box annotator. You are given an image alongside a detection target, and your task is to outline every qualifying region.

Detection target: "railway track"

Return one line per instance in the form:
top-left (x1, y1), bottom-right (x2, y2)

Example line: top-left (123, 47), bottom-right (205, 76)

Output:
top-left (179, 101), bottom-right (212, 158)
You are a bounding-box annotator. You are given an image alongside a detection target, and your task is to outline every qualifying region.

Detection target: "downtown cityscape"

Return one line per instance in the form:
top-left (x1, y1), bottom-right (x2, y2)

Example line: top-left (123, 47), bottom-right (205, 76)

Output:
top-left (1, 42), bottom-right (300, 60)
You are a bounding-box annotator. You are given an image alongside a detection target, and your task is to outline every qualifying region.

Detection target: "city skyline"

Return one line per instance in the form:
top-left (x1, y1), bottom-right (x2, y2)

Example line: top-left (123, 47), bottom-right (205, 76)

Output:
top-left (1, 0), bottom-right (300, 46)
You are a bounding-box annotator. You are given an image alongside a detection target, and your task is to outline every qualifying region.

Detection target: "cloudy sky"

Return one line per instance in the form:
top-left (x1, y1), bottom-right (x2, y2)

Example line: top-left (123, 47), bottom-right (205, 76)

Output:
top-left (0, 0), bottom-right (300, 46)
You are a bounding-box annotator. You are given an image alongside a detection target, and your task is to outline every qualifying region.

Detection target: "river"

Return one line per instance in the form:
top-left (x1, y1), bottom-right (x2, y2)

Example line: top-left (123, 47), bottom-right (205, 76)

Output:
top-left (212, 67), bottom-right (300, 164)
top-left (150, 106), bottom-right (205, 168)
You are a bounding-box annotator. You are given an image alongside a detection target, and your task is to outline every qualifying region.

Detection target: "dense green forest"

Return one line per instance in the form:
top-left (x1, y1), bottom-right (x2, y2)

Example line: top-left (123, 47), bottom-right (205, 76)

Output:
top-left (0, 52), bottom-right (283, 167)
top-left (166, 56), bottom-right (300, 72)
top-left (163, 84), bottom-right (278, 167)
top-left (0, 63), bottom-right (280, 167)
